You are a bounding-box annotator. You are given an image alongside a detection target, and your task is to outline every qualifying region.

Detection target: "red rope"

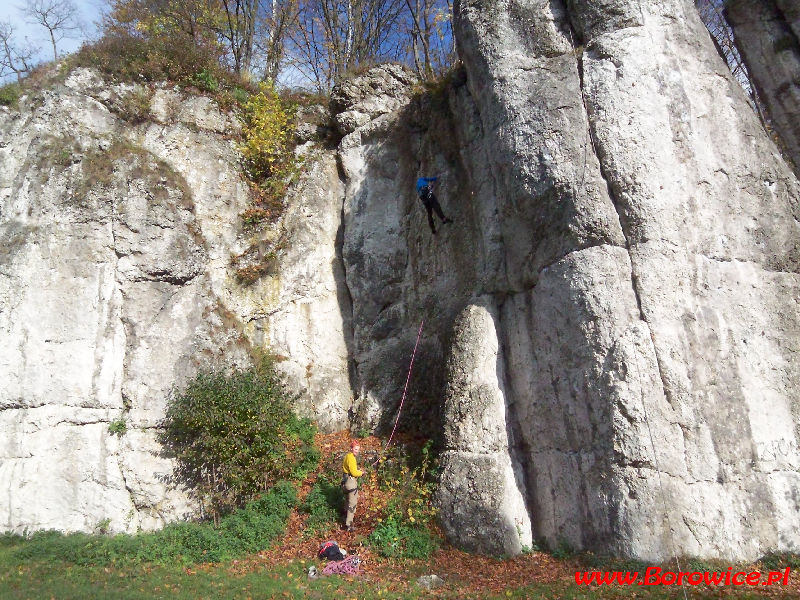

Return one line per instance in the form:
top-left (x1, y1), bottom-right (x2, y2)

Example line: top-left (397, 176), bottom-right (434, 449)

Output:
top-left (372, 320), bottom-right (424, 466)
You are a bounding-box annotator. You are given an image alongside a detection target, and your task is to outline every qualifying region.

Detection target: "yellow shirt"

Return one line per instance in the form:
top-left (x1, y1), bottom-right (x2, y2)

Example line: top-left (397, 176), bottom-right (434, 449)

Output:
top-left (342, 452), bottom-right (363, 477)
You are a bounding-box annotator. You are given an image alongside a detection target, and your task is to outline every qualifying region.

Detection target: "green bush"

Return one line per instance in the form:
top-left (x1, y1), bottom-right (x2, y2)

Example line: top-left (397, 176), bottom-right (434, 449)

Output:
top-left (219, 481), bottom-right (297, 553)
top-left (759, 552), bottom-right (800, 571)
top-left (191, 69), bottom-right (218, 92)
top-left (15, 482), bottom-right (297, 566)
top-left (300, 476), bottom-right (343, 537)
top-left (0, 532), bottom-right (23, 548)
top-left (231, 86), bottom-right (250, 105)
top-left (368, 515), bottom-right (439, 559)
top-left (108, 418), bottom-right (127, 437)
top-left (550, 539), bottom-right (574, 560)
top-left (0, 83), bottom-right (21, 107)
top-left (160, 358), bottom-right (318, 521)
top-left (366, 439), bottom-right (441, 559)
top-left (372, 439), bottom-right (438, 525)
top-left (215, 86), bottom-right (251, 112)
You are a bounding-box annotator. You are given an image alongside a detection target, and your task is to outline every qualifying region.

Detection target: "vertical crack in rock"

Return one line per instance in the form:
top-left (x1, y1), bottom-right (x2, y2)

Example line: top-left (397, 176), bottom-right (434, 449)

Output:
top-left (565, 8), bottom-right (675, 410)
top-left (117, 449), bottom-right (139, 525)
top-left (110, 187), bottom-right (138, 528)
top-left (492, 294), bottom-right (535, 527)
top-left (334, 155), bottom-right (359, 419)
top-left (110, 192), bottom-right (123, 260)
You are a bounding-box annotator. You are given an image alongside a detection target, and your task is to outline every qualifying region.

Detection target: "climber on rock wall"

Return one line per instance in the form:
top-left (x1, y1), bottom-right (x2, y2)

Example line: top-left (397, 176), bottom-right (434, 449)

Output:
top-left (416, 175), bottom-right (453, 234)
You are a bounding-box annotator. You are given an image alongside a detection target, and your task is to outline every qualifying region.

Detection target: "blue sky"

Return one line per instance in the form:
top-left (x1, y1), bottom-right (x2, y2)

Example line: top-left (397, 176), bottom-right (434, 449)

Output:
top-left (0, 0), bottom-right (101, 81)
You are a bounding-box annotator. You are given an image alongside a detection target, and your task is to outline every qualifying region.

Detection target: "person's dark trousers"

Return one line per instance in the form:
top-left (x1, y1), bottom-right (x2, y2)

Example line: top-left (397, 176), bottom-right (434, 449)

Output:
top-left (419, 186), bottom-right (449, 233)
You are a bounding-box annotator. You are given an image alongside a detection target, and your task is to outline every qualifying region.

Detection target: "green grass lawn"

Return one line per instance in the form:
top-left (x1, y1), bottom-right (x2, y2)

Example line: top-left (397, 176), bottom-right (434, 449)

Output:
top-left (0, 555), bottom-right (669, 600)
top-left (2, 535), bottom-right (797, 600)
top-left (2, 429), bottom-right (797, 600)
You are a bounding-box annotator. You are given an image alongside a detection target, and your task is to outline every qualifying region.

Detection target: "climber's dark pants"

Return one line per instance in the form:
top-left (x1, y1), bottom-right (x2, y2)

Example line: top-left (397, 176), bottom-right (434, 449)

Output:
top-left (419, 187), bottom-right (447, 232)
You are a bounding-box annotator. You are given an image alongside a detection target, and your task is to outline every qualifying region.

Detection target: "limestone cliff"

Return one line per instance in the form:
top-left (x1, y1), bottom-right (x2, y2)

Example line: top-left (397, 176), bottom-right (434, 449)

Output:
top-left (0, 68), bottom-right (350, 533)
top-left (2, 0), bottom-right (800, 563)
top-left (443, 0), bottom-right (800, 561)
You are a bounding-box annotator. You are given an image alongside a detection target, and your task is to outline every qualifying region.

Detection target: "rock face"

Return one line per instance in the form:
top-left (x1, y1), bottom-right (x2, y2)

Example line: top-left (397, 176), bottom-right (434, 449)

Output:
top-left (442, 0), bottom-right (800, 560)
top-left (437, 303), bottom-right (532, 555)
top-left (330, 63), bottom-right (419, 136)
top-left (0, 68), bottom-right (351, 532)
top-left (2, 0), bottom-right (800, 563)
top-left (0, 69), bottom-right (252, 532)
top-left (336, 0), bottom-right (800, 560)
top-left (726, 0), bottom-right (800, 175)
top-left (253, 150), bottom-right (353, 433)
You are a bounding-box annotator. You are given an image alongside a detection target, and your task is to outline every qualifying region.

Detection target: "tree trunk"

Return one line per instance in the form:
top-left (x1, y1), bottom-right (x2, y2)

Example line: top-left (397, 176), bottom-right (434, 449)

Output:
top-left (405, 0), bottom-right (433, 79)
top-left (346, 0), bottom-right (354, 67)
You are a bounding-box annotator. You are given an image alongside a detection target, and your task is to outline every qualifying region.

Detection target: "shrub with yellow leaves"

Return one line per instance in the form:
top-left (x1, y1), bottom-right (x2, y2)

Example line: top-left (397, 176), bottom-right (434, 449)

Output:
top-left (232, 83), bottom-right (302, 283)
top-left (240, 82), bottom-right (298, 185)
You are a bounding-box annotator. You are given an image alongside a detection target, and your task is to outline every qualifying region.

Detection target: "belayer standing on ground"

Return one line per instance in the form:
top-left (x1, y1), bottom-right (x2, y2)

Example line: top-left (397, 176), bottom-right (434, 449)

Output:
top-left (416, 176), bottom-right (452, 234)
top-left (341, 440), bottom-right (363, 532)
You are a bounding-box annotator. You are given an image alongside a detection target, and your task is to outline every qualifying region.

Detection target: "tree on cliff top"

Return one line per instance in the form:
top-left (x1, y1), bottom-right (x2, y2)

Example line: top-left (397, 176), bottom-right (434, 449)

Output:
top-left (103, 0), bottom-right (297, 78)
top-left (0, 20), bottom-right (37, 82)
top-left (289, 0), bottom-right (406, 92)
top-left (100, 0), bottom-right (453, 89)
top-left (21, 0), bottom-right (82, 61)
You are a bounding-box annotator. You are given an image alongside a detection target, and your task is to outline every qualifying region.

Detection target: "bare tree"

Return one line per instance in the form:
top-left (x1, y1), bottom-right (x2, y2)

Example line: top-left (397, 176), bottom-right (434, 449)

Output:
top-left (215, 0), bottom-right (304, 78)
top-left (289, 0), bottom-right (406, 92)
top-left (98, 0), bottom-right (454, 86)
top-left (405, 0), bottom-right (431, 79)
top-left (290, 3), bottom-right (330, 91)
top-left (213, 0), bottom-right (259, 75)
top-left (351, 0), bottom-right (407, 66)
top-left (257, 0), bottom-right (300, 82)
top-left (21, 0), bottom-right (81, 61)
top-left (402, 0), bottom-right (453, 80)
top-left (0, 20), bottom-right (38, 82)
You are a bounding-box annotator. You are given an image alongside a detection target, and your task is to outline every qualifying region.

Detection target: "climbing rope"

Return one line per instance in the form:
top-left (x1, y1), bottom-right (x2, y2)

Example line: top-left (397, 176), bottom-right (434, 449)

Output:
top-left (371, 320), bottom-right (424, 467)
top-left (322, 555), bottom-right (362, 576)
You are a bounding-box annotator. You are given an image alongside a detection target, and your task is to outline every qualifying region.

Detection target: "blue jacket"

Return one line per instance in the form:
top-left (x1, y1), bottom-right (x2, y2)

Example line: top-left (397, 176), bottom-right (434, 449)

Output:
top-left (416, 176), bottom-right (437, 193)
